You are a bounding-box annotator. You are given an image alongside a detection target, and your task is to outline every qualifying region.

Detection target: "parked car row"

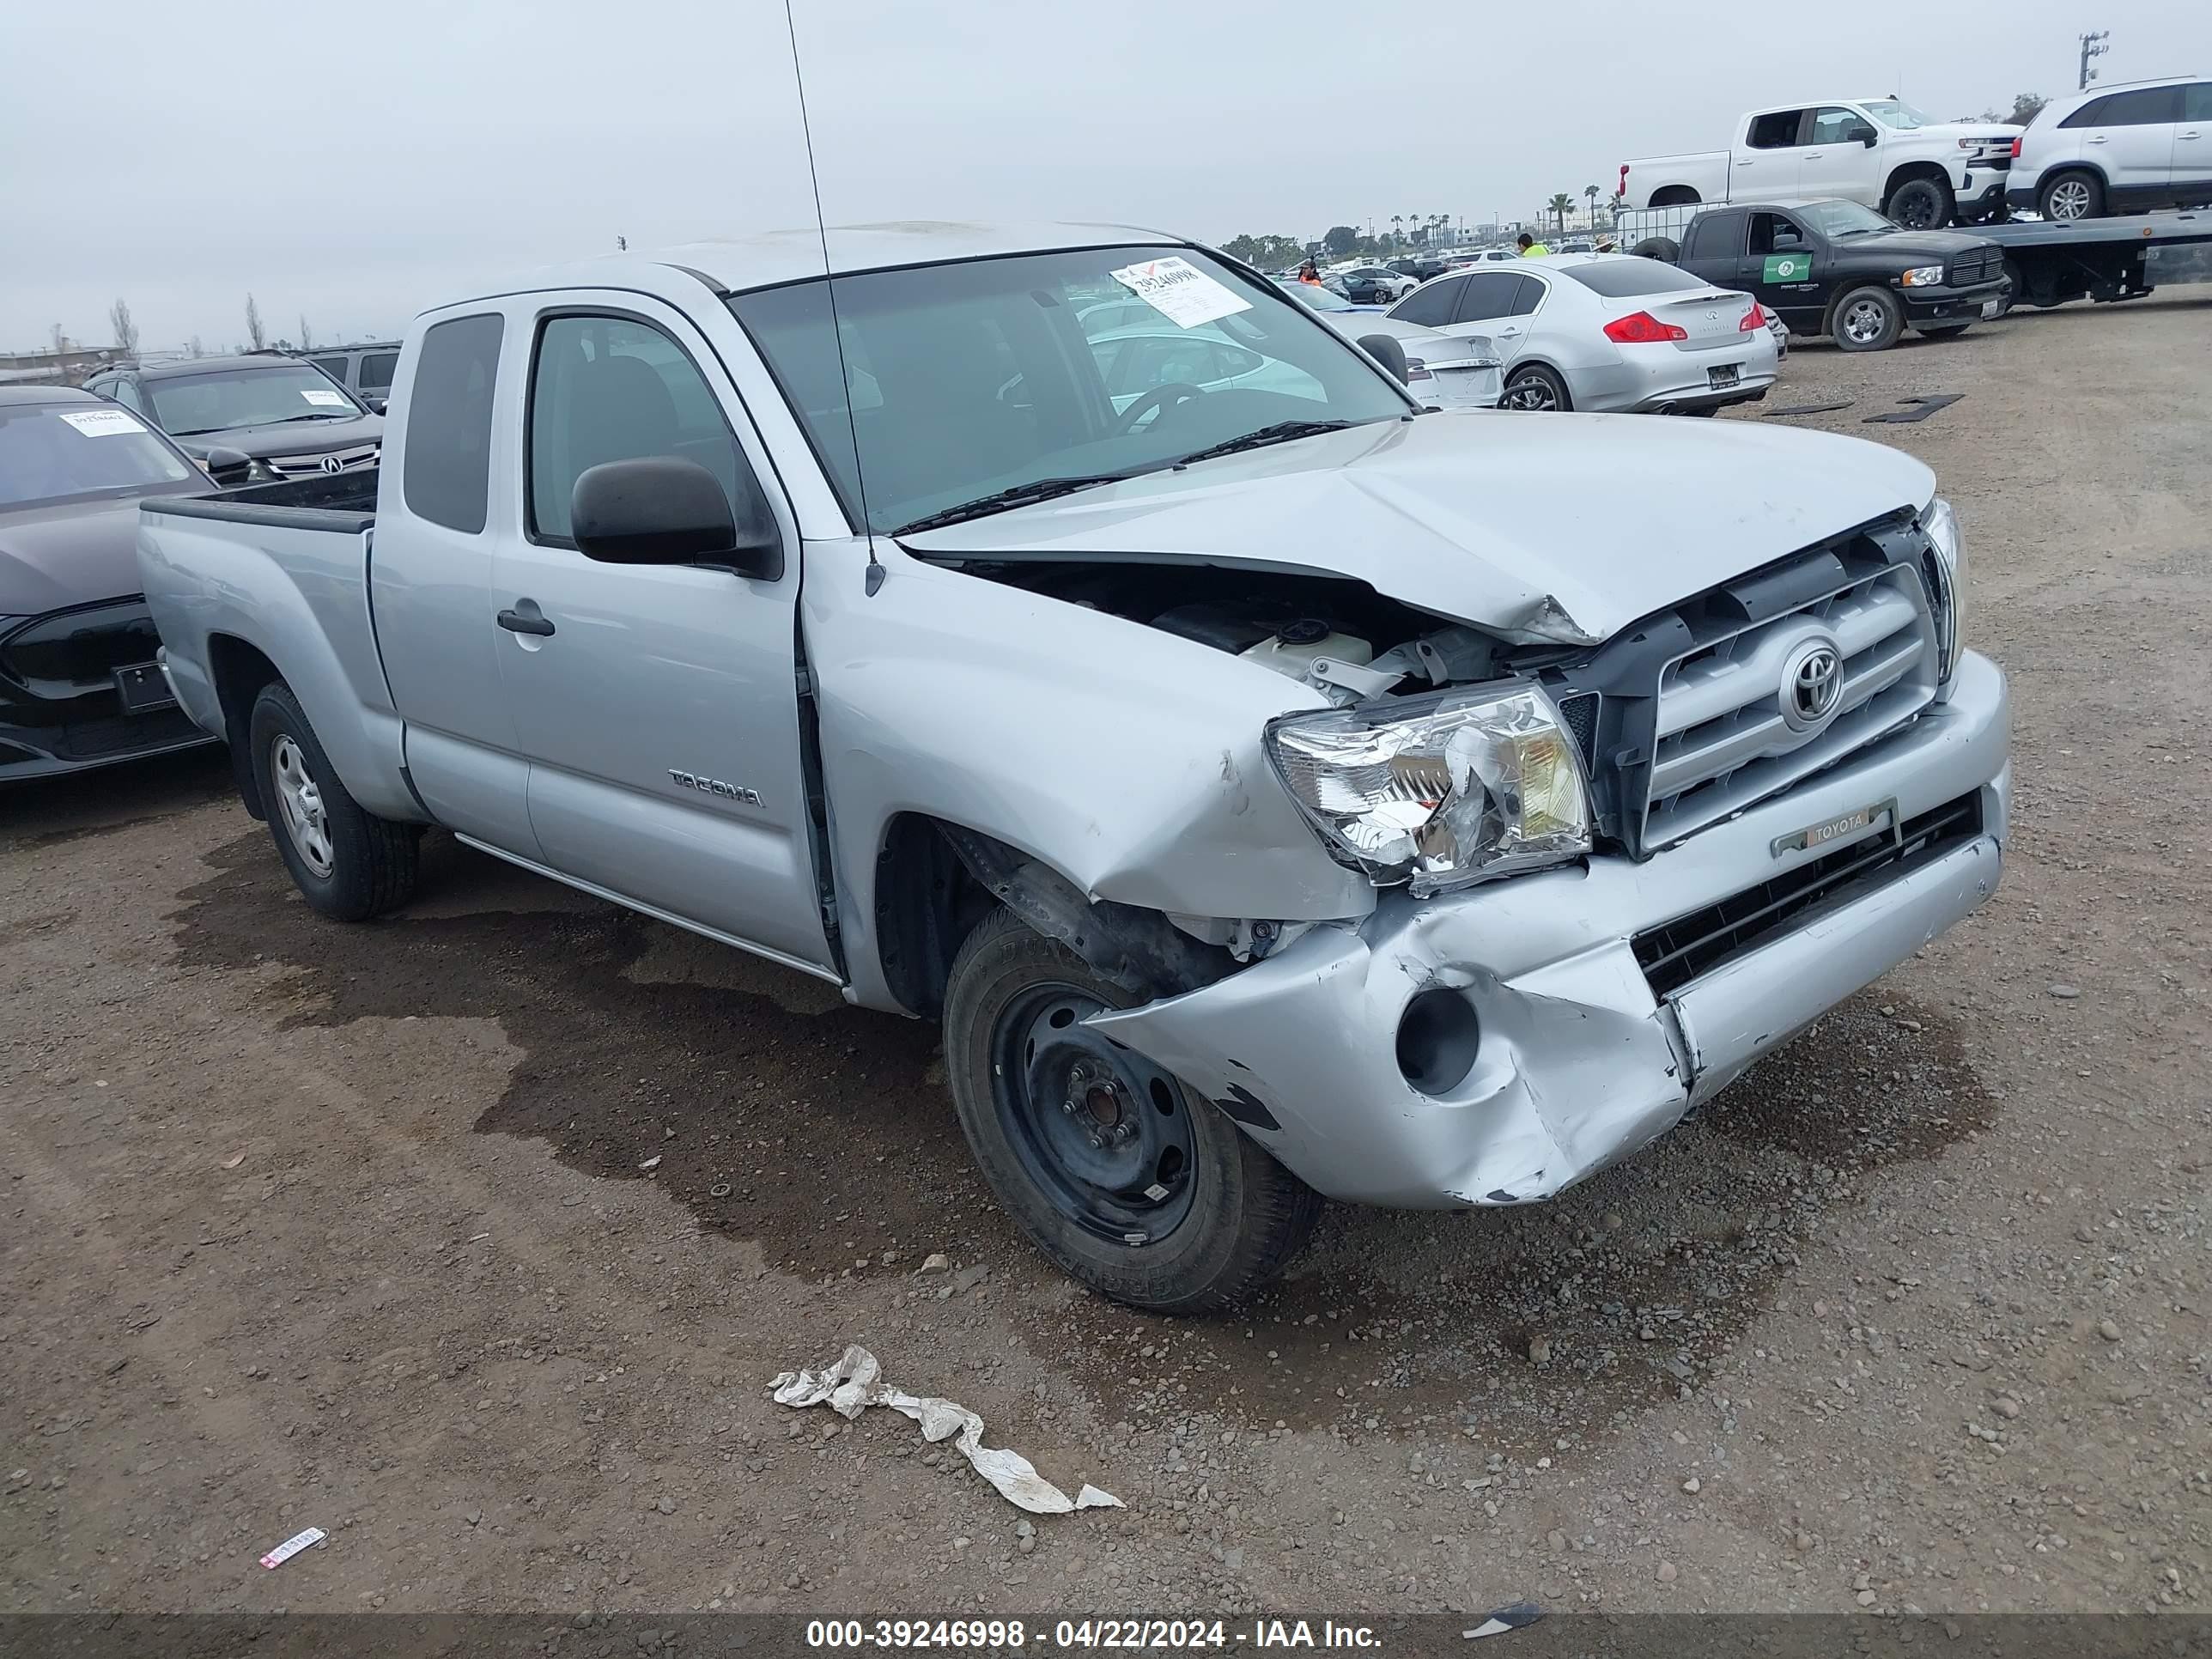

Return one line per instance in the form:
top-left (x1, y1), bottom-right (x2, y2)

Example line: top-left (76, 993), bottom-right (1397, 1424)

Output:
top-left (83, 353), bottom-right (385, 486)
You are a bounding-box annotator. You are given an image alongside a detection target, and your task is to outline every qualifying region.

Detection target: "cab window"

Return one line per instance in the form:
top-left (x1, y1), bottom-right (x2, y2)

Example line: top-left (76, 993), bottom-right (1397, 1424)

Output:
top-left (1746, 108), bottom-right (1807, 149)
top-left (1747, 213), bottom-right (1808, 255)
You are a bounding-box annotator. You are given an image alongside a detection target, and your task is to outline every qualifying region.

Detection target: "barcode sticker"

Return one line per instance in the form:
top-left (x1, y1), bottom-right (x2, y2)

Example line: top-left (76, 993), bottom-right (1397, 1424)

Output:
top-left (259, 1525), bottom-right (326, 1569)
top-left (300, 388), bottom-right (347, 406)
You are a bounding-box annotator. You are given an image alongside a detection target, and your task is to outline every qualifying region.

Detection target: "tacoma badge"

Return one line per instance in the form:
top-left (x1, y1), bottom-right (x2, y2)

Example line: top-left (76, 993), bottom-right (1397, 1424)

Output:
top-left (668, 769), bottom-right (764, 807)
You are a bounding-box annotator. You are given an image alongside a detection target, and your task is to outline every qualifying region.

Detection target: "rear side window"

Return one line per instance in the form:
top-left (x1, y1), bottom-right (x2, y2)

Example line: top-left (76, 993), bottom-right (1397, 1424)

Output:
top-left (2063, 87), bottom-right (2181, 127)
top-left (1559, 258), bottom-right (1712, 297)
top-left (108, 378), bottom-right (149, 415)
top-left (1390, 276), bottom-right (1466, 328)
top-left (403, 314), bottom-right (502, 535)
top-left (1505, 276), bottom-right (1545, 317)
top-left (1746, 108), bottom-right (1805, 149)
top-left (358, 351), bottom-right (399, 395)
top-left (2185, 83), bottom-right (2212, 123)
top-left (1457, 272), bottom-right (1523, 319)
top-left (310, 356), bottom-right (349, 384)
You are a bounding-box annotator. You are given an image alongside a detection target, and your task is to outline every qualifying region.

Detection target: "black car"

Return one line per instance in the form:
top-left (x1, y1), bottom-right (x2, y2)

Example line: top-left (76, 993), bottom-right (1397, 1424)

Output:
top-left (82, 353), bottom-right (383, 486)
top-left (0, 387), bottom-right (220, 780)
top-left (1328, 264), bottom-right (1409, 305)
top-left (1643, 198), bottom-right (2011, 351)
top-left (1387, 256), bottom-right (1448, 283)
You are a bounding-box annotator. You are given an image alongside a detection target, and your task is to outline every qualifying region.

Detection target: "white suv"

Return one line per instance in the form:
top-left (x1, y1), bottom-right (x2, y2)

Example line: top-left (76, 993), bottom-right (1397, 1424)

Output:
top-left (2008, 76), bottom-right (2212, 220)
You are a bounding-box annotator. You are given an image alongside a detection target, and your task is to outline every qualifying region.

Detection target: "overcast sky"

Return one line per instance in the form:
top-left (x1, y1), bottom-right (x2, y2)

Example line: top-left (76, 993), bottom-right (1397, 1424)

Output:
top-left (4, 0), bottom-right (2207, 351)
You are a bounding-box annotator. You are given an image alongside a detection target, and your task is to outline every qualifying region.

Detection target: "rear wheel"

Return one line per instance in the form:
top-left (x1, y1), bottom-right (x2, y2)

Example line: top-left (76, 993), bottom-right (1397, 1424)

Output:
top-left (941, 908), bottom-right (1322, 1313)
top-left (1831, 286), bottom-right (1905, 352)
top-left (247, 682), bottom-right (419, 921)
top-left (1500, 363), bottom-right (1571, 411)
top-left (2039, 170), bottom-right (2102, 222)
top-left (1885, 177), bottom-right (1954, 230)
top-left (1630, 236), bottom-right (1680, 263)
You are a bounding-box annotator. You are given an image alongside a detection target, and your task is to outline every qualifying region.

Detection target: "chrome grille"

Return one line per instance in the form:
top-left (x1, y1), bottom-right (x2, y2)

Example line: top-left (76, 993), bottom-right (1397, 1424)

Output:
top-left (1946, 248), bottom-right (2002, 286)
top-left (268, 443), bottom-right (379, 477)
top-left (1642, 565), bottom-right (1936, 849)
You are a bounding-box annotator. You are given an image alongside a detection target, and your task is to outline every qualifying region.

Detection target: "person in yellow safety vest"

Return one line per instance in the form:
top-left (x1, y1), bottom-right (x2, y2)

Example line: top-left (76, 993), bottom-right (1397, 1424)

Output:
top-left (1516, 232), bottom-right (1549, 257)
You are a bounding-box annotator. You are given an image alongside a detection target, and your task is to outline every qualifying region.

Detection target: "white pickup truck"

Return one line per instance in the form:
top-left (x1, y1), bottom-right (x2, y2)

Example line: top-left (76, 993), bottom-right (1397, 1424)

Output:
top-left (1620, 98), bottom-right (2021, 228)
top-left (137, 222), bottom-right (2008, 1313)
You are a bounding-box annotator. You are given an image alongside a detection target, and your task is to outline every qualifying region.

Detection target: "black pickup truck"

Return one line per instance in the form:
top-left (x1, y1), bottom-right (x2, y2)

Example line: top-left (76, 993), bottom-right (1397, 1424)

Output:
top-left (1632, 198), bottom-right (2012, 351)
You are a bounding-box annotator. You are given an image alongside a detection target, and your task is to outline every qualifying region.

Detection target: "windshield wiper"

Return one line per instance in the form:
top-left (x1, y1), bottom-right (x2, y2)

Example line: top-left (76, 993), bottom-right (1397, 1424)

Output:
top-left (1169, 419), bottom-right (1358, 468)
top-left (894, 473), bottom-right (1131, 535)
top-left (272, 411), bottom-right (353, 423)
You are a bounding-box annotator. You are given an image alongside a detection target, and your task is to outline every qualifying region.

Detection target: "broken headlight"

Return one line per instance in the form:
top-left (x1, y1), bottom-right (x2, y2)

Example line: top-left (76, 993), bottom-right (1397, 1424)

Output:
top-left (1266, 682), bottom-right (1592, 896)
top-left (1922, 495), bottom-right (1966, 679)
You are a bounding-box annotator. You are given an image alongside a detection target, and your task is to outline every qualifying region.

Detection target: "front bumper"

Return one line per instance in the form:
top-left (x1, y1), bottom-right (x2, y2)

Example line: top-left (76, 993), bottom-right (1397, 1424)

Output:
top-left (1, 601), bottom-right (218, 781)
top-left (1902, 279), bottom-right (2010, 327)
top-left (1091, 650), bottom-right (2009, 1208)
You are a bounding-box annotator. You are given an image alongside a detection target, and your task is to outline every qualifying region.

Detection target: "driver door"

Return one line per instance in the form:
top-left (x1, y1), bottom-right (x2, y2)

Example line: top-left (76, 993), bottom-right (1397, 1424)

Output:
top-left (1744, 211), bottom-right (1825, 330)
top-left (1796, 106), bottom-right (1884, 205)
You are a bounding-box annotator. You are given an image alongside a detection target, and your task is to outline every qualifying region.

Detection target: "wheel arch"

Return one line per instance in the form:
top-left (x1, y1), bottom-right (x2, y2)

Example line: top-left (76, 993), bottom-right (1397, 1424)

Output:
top-left (205, 632), bottom-right (283, 818)
top-left (870, 814), bottom-right (1234, 1020)
top-left (1502, 356), bottom-right (1575, 409)
top-left (1650, 185), bottom-right (1701, 207)
top-left (1882, 159), bottom-right (1954, 202)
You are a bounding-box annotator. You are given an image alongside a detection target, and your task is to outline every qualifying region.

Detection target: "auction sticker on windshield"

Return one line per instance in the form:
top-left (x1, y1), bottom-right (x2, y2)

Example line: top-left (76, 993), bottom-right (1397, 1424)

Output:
top-left (1110, 257), bottom-right (1254, 329)
top-left (300, 388), bottom-right (348, 406)
top-left (58, 409), bottom-right (149, 438)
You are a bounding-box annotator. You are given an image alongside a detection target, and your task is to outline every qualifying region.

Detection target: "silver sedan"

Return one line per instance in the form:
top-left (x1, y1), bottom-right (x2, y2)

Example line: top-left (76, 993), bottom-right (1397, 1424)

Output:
top-left (1276, 281), bottom-right (1503, 409)
top-left (1387, 254), bottom-right (1778, 415)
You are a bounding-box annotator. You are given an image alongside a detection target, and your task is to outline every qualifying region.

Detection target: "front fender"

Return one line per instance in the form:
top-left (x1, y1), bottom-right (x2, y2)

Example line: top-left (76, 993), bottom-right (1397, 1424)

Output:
top-left (800, 538), bottom-right (1373, 1012)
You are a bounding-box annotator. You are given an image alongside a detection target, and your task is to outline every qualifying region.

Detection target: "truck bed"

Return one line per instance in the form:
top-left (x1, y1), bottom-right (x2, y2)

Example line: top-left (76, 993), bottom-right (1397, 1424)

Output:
top-left (141, 469), bottom-right (378, 531)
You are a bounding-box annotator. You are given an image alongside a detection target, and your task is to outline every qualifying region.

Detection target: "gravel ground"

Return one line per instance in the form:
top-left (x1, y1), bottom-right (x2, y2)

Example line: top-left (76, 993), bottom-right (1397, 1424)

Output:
top-left (3, 292), bottom-right (2207, 1623)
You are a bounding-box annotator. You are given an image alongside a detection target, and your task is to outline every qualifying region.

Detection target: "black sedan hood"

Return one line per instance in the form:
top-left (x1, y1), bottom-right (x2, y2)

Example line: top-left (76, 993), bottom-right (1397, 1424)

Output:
top-left (0, 495), bottom-right (158, 614)
top-left (167, 411), bottom-right (383, 462)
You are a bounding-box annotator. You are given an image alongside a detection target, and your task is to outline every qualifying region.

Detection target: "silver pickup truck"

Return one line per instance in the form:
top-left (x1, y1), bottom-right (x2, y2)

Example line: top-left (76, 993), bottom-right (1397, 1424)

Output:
top-left (138, 222), bottom-right (2009, 1312)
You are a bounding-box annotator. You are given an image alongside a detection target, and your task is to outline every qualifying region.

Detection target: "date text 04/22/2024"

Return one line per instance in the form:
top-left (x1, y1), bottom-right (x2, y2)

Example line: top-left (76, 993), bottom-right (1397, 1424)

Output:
top-left (804, 1620), bottom-right (1382, 1649)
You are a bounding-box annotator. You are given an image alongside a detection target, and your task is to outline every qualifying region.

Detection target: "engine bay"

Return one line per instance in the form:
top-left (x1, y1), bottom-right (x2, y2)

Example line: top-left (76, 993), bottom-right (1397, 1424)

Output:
top-left (952, 558), bottom-right (1563, 702)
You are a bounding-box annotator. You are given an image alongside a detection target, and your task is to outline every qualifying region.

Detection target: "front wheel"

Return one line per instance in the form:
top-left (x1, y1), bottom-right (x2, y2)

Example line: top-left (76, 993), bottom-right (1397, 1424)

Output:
top-left (247, 682), bottom-right (420, 921)
top-left (1884, 177), bottom-right (1954, 230)
top-left (941, 908), bottom-right (1322, 1313)
top-left (1500, 364), bottom-right (1571, 411)
top-left (1831, 286), bottom-right (1905, 352)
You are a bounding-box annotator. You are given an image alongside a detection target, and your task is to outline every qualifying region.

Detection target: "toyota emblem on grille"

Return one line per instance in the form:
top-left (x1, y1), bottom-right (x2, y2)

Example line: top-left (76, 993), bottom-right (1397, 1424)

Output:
top-left (1780, 637), bottom-right (1844, 732)
top-left (319, 454), bottom-right (345, 474)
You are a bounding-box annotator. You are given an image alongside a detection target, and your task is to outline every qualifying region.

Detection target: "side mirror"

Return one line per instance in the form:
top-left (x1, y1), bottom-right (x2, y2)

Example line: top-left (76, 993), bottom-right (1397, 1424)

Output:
top-left (364, 396), bottom-right (387, 416)
top-left (570, 455), bottom-right (782, 580)
top-left (1357, 333), bottom-right (1412, 386)
top-left (1856, 126), bottom-right (1879, 147)
top-left (201, 445), bottom-right (252, 483)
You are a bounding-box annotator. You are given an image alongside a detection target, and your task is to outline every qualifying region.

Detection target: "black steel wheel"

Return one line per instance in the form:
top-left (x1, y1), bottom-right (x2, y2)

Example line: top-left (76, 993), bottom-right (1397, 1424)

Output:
top-left (941, 908), bottom-right (1321, 1312)
top-left (1886, 177), bottom-right (1953, 230)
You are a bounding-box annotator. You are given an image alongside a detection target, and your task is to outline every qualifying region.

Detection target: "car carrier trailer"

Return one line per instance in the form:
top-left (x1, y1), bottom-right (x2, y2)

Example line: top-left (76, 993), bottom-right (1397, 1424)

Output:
top-left (1972, 210), bottom-right (2212, 310)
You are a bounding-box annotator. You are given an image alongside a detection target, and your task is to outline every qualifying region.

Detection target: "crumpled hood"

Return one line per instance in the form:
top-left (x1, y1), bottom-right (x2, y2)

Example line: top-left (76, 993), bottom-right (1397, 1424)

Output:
top-left (900, 413), bottom-right (1936, 644)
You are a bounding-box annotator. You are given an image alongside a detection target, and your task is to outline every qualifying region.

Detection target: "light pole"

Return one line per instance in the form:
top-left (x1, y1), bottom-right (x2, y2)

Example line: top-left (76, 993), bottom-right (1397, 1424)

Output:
top-left (2078, 30), bottom-right (2109, 91)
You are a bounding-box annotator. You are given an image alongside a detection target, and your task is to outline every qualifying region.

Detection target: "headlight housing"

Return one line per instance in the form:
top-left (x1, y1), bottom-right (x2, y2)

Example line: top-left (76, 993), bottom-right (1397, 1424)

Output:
top-left (1900, 264), bottom-right (1946, 287)
top-left (1267, 682), bottom-right (1592, 896)
top-left (1922, 495), bottom-right (1966, 679)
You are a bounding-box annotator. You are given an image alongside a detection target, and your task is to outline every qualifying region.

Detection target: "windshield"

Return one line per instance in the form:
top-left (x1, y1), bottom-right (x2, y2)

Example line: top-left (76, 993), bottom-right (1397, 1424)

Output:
top-left (1278, 280), bottom-right (1355, 312)
top-left (0, 403), bottom-right (198, 511)
top-left (147, 365), bottom-right (365, 434)
top-left (1797, 198), bottom-right (1896, 237)
top-left (1862, 99), bottom-right (1934, 130)
top-left (731, 245), bottom-right (1410, 536)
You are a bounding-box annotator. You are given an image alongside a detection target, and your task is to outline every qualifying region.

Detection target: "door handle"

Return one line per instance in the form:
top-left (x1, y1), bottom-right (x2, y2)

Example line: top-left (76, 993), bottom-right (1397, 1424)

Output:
top-left (2086, 135), bottom-right (2107, 143)
top-left (497, 607), bottom-right (556, 637)
top-left (2180, 131), bottom-right (2203, 140)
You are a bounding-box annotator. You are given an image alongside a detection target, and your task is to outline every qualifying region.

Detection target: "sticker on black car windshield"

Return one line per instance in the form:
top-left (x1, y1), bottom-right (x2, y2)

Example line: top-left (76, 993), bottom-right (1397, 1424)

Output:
top-left (58, 409), bottom-right (148, 438)
top-left (1109, 257), bottom-right (1254, 330)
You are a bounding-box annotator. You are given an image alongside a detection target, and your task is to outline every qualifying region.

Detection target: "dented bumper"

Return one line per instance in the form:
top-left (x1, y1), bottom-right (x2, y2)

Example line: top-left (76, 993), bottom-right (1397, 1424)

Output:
top-left (1090, 652), bottom-right (2009, 1208)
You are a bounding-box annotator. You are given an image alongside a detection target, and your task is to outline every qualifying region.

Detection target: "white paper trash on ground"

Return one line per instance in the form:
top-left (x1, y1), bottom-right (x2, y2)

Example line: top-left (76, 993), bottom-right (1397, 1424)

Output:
top-left (771, 1345), bottom-right (1121, 1516)
top-left (259, 1525), bottom-right (326, 1569)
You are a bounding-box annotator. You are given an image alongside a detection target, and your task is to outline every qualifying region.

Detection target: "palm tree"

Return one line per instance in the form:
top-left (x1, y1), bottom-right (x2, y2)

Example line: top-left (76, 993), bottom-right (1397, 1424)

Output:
top-left (1390, 214), bottom-right (1403, 246)
top-left (1547, 193), bottom-right (1574, 236)
top-left (1583, 185), bottom-right (1600, 224)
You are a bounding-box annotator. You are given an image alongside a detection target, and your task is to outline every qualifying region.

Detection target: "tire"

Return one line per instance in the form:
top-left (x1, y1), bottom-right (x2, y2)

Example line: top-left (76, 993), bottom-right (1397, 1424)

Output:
top-left (1630, 236), bottom-right (1680, 263)
top-left (1680, 404), bottom-right (1721, 416)
top-left (1884, 177), bottom-right (1954, 230)
top-left (1917, 323), bottom-right (1972, 339)
top-left (941, 908), bottom-right (1322, 1313)
top-left (247, 681), bottom-right (419, 921)
top-left (1500, 363), bottom-right (1571, 411)
top-left (1650, 187), bottom-right (1700, 208)
top-left (2039, 169), bottom-right (2103, 222)
top-left (1830, 285), bottom-right (1905, 352)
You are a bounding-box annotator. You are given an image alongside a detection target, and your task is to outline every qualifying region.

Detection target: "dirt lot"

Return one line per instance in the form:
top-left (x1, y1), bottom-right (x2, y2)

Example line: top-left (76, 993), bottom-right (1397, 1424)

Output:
top-left (4, 293), bottom-right (2208, 1625)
